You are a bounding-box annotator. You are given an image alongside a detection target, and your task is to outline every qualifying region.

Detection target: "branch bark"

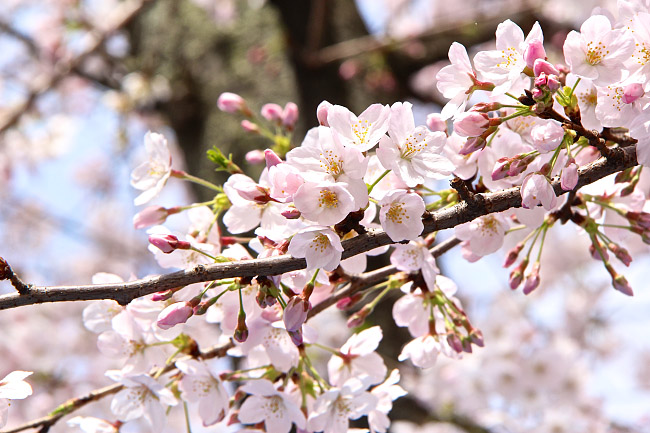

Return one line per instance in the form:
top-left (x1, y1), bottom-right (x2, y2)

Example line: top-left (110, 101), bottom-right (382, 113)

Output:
top-left (0, 145), bottom-right (637, 311)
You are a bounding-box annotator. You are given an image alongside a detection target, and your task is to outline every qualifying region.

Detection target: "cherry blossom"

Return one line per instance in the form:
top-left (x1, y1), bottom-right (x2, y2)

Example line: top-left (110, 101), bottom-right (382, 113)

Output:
top-left (175, 358), bottom-right (230, 426)
top-left (327, 103), bottom-right (391, 152)
top-left (238, 379), bottom-right (306, 433)
top-left (520, 173), bottom-right (558, 210)
top-left (307, 376), bottom-right (378, 433)
top-left (106, 371), bottom-right (178, 432)
top-left (328, 326), bottom-right (388, 387)
top-left (288, 225), bottom-right (344, 272)
top-left (368, 369), bottom-right (407, 433)
top-left (378, 190), bottom-right (425, 242)
top-left (436, 42), bottom-right (478, 119)
top-left (293, 181), bottom-right (357, 225)
top-left (390, 239), bottom-right (440, 290)
top-left (67, 417), bottom-right (118, 433)
top-left (563, 14), bottom-right (635, 86)
top-left (0, 371), bottom-right (33, 429)
top-left (376, 102), bottom-right (454, 187)
top-left (130, 131), bottom-right (172, 206)
top-left (455, 213), bottom-right (510, 256)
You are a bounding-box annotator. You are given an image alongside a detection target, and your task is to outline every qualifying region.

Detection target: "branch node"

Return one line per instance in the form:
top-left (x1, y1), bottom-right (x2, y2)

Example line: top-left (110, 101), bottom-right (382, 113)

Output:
top-left (450, 177), bottom-right (485, 210)
top-left (0, 257), bottom-right (32, 295)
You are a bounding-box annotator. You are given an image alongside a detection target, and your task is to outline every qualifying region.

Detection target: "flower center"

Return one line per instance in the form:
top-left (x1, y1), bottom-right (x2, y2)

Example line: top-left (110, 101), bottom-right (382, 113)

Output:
top-left (497, 46), bottom-right (519, 68)
top-left (386, 202), bottom-right (409, 224)
top-left (320, 150), bottom-right (343, 177)
top-left (318, 189), bottom-right (339, 209)
top-left (352, 119), bottom-right (371, 145)
top-left (400, 131), bottom-right (428, 160)
top-left (585, 41), bottom-right (609, 66)
top-left (310, 234), bottom-right (331, 253)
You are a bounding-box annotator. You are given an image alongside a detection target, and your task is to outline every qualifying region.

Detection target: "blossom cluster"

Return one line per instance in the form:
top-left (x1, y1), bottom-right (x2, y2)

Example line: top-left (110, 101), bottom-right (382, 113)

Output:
top-left (16, 3), bottom-right (649, 433)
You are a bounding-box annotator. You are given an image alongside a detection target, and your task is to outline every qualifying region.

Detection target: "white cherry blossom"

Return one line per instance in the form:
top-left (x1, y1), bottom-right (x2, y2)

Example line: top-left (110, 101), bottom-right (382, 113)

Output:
top-left (0, 370), bottom-right (33, 429)
top-left (175, 358), bottom-right (229, 426)
top-left (130, 131), bottom-right (172, 206)
top-left (368, 369), bottom-right (407, 433)
top-left (454, 213), bottom-right (510, 256)
top-left (328, 326), bottom-right (387, 387)
top-left (293, 181), bottom-right (357, 225)
top-left (239, 379), bottom-right (306, 433)
top-left (328, 103), bottom-right (390, 152)
top-left (67, 416), bottom-right (118, 433)
top-left (521, 173), bottom-right (557, 210)
top-left (376, 102), bottom-right (454, 187)
top-left (437, 42), bottom-right (477, 119)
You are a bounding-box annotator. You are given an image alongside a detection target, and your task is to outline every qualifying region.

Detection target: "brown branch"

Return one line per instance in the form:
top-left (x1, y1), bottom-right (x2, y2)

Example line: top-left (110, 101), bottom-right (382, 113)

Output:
top-left (0, 0), bottom-right (154, 135)
top-left (0, 340), bottom-right (234, 433)
top-left (0, 145), bottom-right (637, 311)
top-left (0, 257), bottom-right (31, 294)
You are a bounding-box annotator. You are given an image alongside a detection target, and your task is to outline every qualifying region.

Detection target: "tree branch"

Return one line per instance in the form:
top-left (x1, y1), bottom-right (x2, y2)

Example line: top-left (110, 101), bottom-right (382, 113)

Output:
top-left (0, 0), bottom-right (155, 135)
top-left (0, 145), bottom-right (637, 311)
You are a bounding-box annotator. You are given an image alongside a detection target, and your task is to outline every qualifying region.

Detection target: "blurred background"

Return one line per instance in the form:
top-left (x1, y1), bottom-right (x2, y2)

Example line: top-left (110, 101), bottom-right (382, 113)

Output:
top-left (1, 0), bottom-right (650, 432)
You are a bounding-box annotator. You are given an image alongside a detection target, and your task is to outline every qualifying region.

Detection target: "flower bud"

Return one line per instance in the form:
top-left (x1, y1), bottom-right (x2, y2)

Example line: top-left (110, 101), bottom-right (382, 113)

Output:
top-left (612, 274), bottom-right (634, 296)
top-left (561, 161), bottom-right (579, 191)
top-left (288, 329), bottom-right (303, 346)
top-left (245, 149), bottom-right (265, 164)
top-left (453, 111), bottom-right (490, 137)
top-left (234, 313), bottom-right (249, 342)
top-left (336, 293), bottom-right (363, 310)
top-left (149, 233), bottom-right (191, 253)
top-left (151, 289), bottom-right (174, 302)
top-left (609, 243), bottom-right (632, 266)
top-left (261, 103), bottom-right (283, 123)
top-left (492, 157), bottom-right (511, 181)
top-left (525, 40), bottom-right (547, 69)
top-left (459, 136), bottom-right (486, 155)
top-left (281, 208), bottom-right (301, 219)
top-left (509, 259), bottom-right (528, 290)
top-left (347, 305), bottom-right (370, 328)
top-left (282, 102), bottom-right (299, 130)
top-left (546, 75), bottom-right (561, 91)
top-left (622, 83), bottom-right (644, 104)
top-left (241, 120), bottom-right (260, 134)
top-left (134, 206), bottom-right (174, 229)
top-left (522, 262), bottom-right (541, 295)
top-left (503, 243), bottom-right (524, 268)
top-left (283, 296), bottom-right (310, 332)
top-left (470, 329), bottom-right (484, 347)
top-left (447, 334), bottom-right (463, 353)
top-left (157, 302), bottom-right (193, 329)
top-left (217, 92), bottom-right (251, 116)
top-left (426, 113), bottom-right (447, 133)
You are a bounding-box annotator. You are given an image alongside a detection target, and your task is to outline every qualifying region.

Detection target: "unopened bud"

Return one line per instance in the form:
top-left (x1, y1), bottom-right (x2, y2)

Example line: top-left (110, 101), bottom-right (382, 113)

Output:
top-left (560, 162), bottom-right (579, 191)
top-left (347, 305), bottom-right (370, 328)
top-left (426, 113), bottom-right (447, 133)
top-left (282, 102), bottom-right (299, 130)
top-left (151, 289), bottom-right (174, 302)
top-left (613, 274), bottom-right (634, 296)
top-left (459, 136), bottom-right (486, 155)
top-left (234, 313), bottom-right (249, 342)
top-left (447, 334), bottom-right (463, 353)
top-left (134, 206), bottom-right (176, 229)
top-left (454, 111), bottom-right (490, 137)
top-left (470, 329), bottom-right (484, 347)
top-left (261, 103), bottom-right (283, 123)
top-left (622, 83), bottom-right (644, 104)
top-left (492, 157), bottom-right (511, 181)
top-left (525, 40), bottom-right (547, 69)
top-left (283, 296), bottom-right (310, 332)
top-left (509, 259), bottom-right (528, 290)
top-left (157, 302), bottom-right (194, 329)
top-left (532, 59), bottom-right (558, 77)
top-left (241, 120), bottom-right (260, 134)
top-left (245, 149), bottom-right (265, 164)
top-left (461, 338), bottom-right (473, 353)
top-left (503, 243), bottom-right (524, 268)
top-left (217, 92), bottom-right (251, 116)
top-left (264, 149), bottom-right (283, 168)
top-left (609, 243), bottom-right (632, 266)
top-left (149, 233), bottom-right (191, 253)
top-left (522, 262), bottom-right (541, 295)
top-left (281, 208), bottom-right (301, 219)
top-left (336, 293), bottom-right (363, 310)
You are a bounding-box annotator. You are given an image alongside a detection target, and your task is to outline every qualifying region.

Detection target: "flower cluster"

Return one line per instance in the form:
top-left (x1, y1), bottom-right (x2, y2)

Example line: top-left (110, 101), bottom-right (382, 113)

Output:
top-left (69, 5), bottom-right (650, 433)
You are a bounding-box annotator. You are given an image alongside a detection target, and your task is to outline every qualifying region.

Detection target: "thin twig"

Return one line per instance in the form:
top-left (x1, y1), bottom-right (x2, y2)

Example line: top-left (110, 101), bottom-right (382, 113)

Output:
top-left (0, 144), bottom-right (638, 311)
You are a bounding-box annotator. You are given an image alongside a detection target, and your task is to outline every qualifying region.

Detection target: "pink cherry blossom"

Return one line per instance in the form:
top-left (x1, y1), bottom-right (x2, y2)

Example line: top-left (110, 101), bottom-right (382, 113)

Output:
top-left (530, 121), bottom-right (564, 153)
top-left (378, 190), bottom-right (425, 242)
top-left (130, 131), bottom-right (172, 206)
top-left (327, 103), bottom-right (390, 152)
top-left (67, 416), bottom-right (118, 433)
top-left (563, 15), bottom-right (635, 86)
top-left (455, 213), bottom-right (510, 257)
top-left (390, 239), bottom-right (440, 290)
top-left (293, 181), bottom-right (357, 226)
top-left (288, 226), bottom-right (344, 272)
top-left (156, 302), bottom-right (193, 329)
top-left (368, 369), bottom-right (407, 433)
top-left (398, 334), bottom-right (442, 368)
top-left (436, 42), bottom-right (477, 119)
top-left (521, 173), bottom-right (557, 210)
top-left (453, 111), bottom-right (490, 137)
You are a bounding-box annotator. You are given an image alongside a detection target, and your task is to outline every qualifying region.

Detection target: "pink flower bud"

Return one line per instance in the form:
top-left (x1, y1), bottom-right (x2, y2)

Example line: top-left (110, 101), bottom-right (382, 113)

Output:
top-left (459, 136), bottom-right (486, 155)
top-left (261, 103), bottom-right (283, 123)
top-left (288, 329), bottom-right (303, 346)
top-left (347, 305), bottom-right (370, 328)
top-left (217, 92), bottom-right (249, 115)
top-left (245, 149), bottom-right (266, 164)
top-left (281, 208), bottom-right (301, 219)
top-left (531, 87), bottom-right (544, 100)
top-left (282, 102), bottom-right (299, 130)
top-left (533, 58), bottom-right (558, 77)
top-left (609, 243), bottom-right (632, 266)
top-left (525, 40), bottom-right (547, 69)
top-left (522, 262), bottom-right (541, 295)
top-left (157, 302), bottom-right (193, 329)
top-left (241, 120), bottom-right (260, 134)
top-left (317, 100), bottom-right (332, 126)
top-left (509, 259), bottom-right (528, 290)
top-left (453, 111), bottom-right (490, 137)
top-left (336, 293), bottom-right (363, 310)
top-left (492, 157), bottom-right (511, 181)
top-left (534, 74), bottom-right (547, 87)
top-left (264, 149), bottom-right (283, 168)
top-left (613, 274), bottom-right (633, 296)
top-left (283, 296), bottom-right (310, 332)
top-left (149, 234), bottom-right (191, 253)
top-left (470, 329), bottom-right (484, 347)
top-left (234, 183), bottom-right (270, 203)
top-left (561, 162), bottom-right (579, 191)
top-left (447, 334), bottom-right (463, 353)
top-left (234, 313), bottom-right (248, 342)
top-left (622, 83), bottom-right (644, 104)
top-left (134, 206), bottom-right (170, 229)
top-left (547, 75), bottom-right (560, 91)
top-left (503, 243), bottom-right (524, 268)
top-left (426, 113), bottom-right (447, 132)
